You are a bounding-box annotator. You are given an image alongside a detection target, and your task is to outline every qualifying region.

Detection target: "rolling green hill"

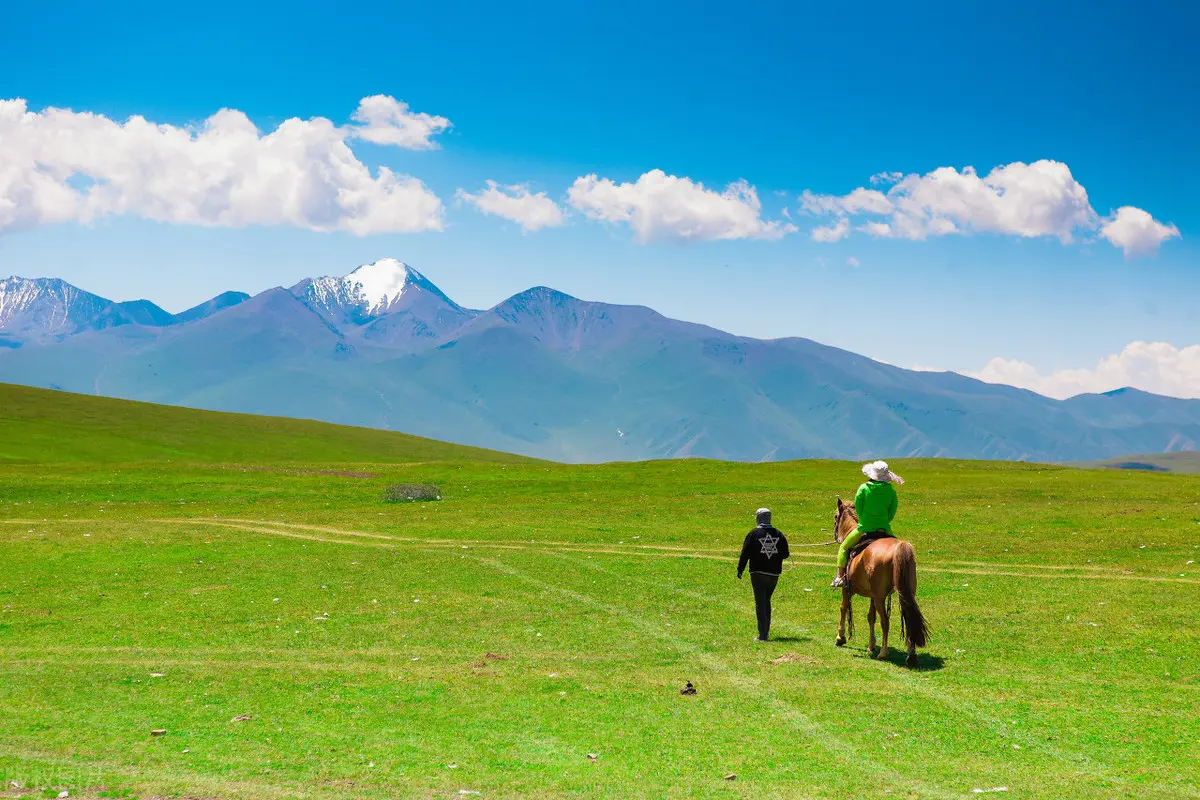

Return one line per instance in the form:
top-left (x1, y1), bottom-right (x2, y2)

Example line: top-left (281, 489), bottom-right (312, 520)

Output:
top-left (1, 387), bottom-right (1198, 799)
top-left (1073, 451), bottom-right (1200, 474)
top-left (0, 382), bottom-right (530, 465)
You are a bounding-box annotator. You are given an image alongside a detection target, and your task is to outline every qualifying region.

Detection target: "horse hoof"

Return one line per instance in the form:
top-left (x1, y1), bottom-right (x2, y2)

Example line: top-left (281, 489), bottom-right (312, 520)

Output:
top-left (905, 654), bottom-right (918, 670)
top-left (868, 646), bottom-right (878, 659)
top-left (835, 636), bottom-right (846, 647)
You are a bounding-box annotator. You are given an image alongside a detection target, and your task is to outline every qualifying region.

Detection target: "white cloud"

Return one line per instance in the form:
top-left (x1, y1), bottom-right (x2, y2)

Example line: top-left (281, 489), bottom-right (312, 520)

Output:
top-left (965, 341), bottom-right (1200, 400)
top-left (846, 256), bottom-right (860, 267)
top-left (802, 160), bottom-right (1178, 257)
top-left (859, 221), bottom-right (893, 237)
top-left (457, 180), bottom-right (565, 232)
top-left (870, 171), bottom-right (904, 186)
top-left (1099, 206), bottom-right (1181, 259)
top-left (811, 216), bottom-right (850, 242)
top-left (802, 187), bottom-right (892, 217)
top-left (567, 169), bottom-right (795, 243)
top-left (349, 95), bottom-right (451, 150)
top-left (0, 97), bottom-right (448, 236)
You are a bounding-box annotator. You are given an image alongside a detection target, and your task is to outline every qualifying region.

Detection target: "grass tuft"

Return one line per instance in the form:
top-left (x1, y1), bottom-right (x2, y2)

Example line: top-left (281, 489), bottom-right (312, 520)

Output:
top-left (382, 483), bottom-right (441, 502)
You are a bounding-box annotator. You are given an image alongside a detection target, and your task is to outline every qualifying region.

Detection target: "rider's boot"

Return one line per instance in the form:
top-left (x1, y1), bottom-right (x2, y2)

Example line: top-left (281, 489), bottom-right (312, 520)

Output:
top-left (830, 566), bottom-right (846, 588)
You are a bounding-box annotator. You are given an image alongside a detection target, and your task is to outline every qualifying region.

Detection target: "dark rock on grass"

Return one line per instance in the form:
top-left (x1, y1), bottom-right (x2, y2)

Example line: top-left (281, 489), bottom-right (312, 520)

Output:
top-left (382, 483), bottom-right (441, 502)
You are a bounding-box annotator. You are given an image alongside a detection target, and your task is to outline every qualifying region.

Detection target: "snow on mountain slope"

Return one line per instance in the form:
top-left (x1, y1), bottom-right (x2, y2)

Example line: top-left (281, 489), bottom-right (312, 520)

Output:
top-left (0, 277), bottom-right (114, 337)
top-left (291, 258), bottom-right (476, 341)
top-left (294, 259), bottom-right (455, 318)
top-left (348, 258), bottom-right (423, 313)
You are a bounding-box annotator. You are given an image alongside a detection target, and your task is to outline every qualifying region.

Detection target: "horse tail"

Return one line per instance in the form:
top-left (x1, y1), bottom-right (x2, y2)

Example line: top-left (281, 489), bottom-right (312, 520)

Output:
top-left (893, 541), bottom-right (928, 649)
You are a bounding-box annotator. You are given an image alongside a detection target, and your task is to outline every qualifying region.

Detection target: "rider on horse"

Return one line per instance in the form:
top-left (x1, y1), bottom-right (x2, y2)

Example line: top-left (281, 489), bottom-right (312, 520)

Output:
top-left (831, 460), bottom-right (904, 588)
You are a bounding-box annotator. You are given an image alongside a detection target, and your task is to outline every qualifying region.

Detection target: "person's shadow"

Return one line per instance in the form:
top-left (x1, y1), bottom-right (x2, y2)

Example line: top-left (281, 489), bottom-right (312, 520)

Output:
top-left (767, 635), bottom-right (812, 643)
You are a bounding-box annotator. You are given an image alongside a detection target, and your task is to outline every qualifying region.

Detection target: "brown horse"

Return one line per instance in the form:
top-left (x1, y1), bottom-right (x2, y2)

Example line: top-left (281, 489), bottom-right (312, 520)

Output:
top-left (833, 498), bottom-right (928, 668)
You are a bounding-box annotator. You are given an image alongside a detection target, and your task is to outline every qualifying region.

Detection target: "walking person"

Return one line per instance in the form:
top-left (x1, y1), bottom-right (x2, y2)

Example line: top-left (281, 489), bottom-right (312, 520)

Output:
top-left (737, 508), bottom-right (790, 641)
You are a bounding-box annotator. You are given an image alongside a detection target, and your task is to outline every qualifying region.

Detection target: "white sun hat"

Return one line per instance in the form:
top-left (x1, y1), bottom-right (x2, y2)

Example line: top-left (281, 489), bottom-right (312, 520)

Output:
top-left (862, 460), bottom-right (904, 485)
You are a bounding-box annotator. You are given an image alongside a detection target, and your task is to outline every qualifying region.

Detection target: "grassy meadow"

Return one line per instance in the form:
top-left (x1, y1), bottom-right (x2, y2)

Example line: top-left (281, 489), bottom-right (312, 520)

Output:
top-left (1, 384), bottom-right (1198, 799)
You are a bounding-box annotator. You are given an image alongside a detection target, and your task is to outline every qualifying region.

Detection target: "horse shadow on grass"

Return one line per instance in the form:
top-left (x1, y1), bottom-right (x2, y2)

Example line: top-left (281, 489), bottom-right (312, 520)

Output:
top-left (851, 647), bottom-right (946, 671)
top-left (767, 635), bottom-right (812, 643)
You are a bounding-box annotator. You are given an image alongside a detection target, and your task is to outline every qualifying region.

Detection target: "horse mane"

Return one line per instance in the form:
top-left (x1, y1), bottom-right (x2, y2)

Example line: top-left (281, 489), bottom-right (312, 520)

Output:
top-left (835, 500), bottom-right (858, 542)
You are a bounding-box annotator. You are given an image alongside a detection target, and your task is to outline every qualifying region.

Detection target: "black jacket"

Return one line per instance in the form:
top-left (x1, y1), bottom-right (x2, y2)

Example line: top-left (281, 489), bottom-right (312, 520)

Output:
top-left (737, 525), bottom-right (790, 577)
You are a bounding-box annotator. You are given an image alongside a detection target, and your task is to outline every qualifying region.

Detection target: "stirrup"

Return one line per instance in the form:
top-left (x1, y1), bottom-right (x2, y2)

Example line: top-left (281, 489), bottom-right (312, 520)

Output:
top-left (830, 576), bottom-right (845, 588)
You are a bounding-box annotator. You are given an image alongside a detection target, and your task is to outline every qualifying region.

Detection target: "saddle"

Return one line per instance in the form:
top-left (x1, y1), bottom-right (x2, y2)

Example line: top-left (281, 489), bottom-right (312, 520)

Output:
top-left (847, 530), bottom-right (895, 562)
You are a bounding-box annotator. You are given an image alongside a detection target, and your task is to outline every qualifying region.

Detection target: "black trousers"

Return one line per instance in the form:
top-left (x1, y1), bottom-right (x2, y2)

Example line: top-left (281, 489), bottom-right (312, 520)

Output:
top-left (750, 572), bottom-right (779, 639)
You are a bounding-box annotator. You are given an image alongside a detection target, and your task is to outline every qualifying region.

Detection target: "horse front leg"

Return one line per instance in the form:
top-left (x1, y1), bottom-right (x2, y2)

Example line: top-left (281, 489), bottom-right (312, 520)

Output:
top-left (878, 594), bottom-right (891, 661)
top-left (868, 599), bottom-right (878, 656)
top-left (835, 590), bottom-right (850, 646)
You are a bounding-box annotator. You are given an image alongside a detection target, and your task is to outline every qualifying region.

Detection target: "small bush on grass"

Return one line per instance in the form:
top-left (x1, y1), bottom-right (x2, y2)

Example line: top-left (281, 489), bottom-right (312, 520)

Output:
top-left (383, 483), bottom-right (441, 503)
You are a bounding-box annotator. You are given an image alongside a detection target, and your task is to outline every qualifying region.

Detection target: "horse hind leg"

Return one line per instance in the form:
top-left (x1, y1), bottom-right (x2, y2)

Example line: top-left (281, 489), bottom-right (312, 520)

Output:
top-left (878, 592), bottom-right (891, 661)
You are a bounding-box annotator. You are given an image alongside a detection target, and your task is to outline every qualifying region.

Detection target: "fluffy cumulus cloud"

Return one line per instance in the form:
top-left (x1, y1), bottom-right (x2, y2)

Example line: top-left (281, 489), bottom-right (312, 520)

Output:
top-left (811, 216), bottom-right (850, 242)
top-left (1099, 206), bottom-right (1181, 259)
top-left (348, 95), bottom-right (451, 150)
top-left (567, 169), bottom-right (795, 243)
top-left (801, 160), bottom-right (1178, 257)
top-left (0, 96), bottom-right (449, 236)
top-left (965, 342), bottom-right (1200, 400)
top-left (456, 181), bottom-right (565, 232)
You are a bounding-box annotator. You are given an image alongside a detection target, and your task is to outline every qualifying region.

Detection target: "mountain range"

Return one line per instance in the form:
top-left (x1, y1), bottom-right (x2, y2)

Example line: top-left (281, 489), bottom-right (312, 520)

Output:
top-left (2, 258), bottom-right (1198, 463)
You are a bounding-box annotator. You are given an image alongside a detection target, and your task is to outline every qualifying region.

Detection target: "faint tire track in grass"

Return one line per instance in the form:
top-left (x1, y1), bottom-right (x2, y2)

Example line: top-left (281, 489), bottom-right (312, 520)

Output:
top-left (6, 517), bottom-right (1196, 583)
top-left (194, 518), bottom-right (1200, 585)
top-left (555, 552), bottom-right (1197, 799)
top-left (470, 552), bottom-right (957, 800)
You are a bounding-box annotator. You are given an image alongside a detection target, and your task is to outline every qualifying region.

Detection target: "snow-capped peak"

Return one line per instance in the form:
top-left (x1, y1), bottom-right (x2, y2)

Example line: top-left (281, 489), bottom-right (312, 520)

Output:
top-left (1, 276), bottom-right (69, 325)
top-left (343, 258), bottom-right (417, 314)
top-left (292, 258), bottom-right (460, 324)
top-left (0, 275), bottom-right (114, 335)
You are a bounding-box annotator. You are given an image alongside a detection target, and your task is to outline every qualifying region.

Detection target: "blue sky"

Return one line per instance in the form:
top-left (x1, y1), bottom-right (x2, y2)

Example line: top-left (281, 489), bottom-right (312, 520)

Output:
top-left (1, 0), bottom-right (1196, 396)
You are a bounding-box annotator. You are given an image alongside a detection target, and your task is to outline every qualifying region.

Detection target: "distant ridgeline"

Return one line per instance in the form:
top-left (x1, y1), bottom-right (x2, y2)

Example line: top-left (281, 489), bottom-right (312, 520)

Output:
top-left (2, 260), bottom-right (1199, 463)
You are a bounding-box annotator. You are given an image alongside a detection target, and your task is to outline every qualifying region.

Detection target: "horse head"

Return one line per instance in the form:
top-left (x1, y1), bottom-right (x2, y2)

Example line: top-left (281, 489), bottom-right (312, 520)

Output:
top-left (833, 497), bottom-right (857, 543)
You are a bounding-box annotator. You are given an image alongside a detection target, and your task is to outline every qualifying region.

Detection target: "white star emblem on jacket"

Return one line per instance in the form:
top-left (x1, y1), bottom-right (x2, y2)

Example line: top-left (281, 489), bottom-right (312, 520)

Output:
top-left (758, 531), bottom-right (779, 558)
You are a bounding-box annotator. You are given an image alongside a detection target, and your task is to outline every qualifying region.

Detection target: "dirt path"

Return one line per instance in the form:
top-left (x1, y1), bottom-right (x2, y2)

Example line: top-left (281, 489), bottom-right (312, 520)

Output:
top-left (194, 518), bottom-right (1200, 585)
top-left (4, 516), bottom-right (1196, 584)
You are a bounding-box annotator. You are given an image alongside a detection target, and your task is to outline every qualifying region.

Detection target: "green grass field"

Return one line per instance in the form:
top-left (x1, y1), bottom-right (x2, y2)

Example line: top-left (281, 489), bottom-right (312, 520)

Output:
top-left (1072, 452), bottom-right (1200, 474)
top-left (2, 384), bottom-right (1198, 799)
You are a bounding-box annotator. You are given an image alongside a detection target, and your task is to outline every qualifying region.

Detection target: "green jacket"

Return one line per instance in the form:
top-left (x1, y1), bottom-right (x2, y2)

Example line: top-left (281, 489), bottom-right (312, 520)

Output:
top-left (854, 480), bottom-right (898, 534)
